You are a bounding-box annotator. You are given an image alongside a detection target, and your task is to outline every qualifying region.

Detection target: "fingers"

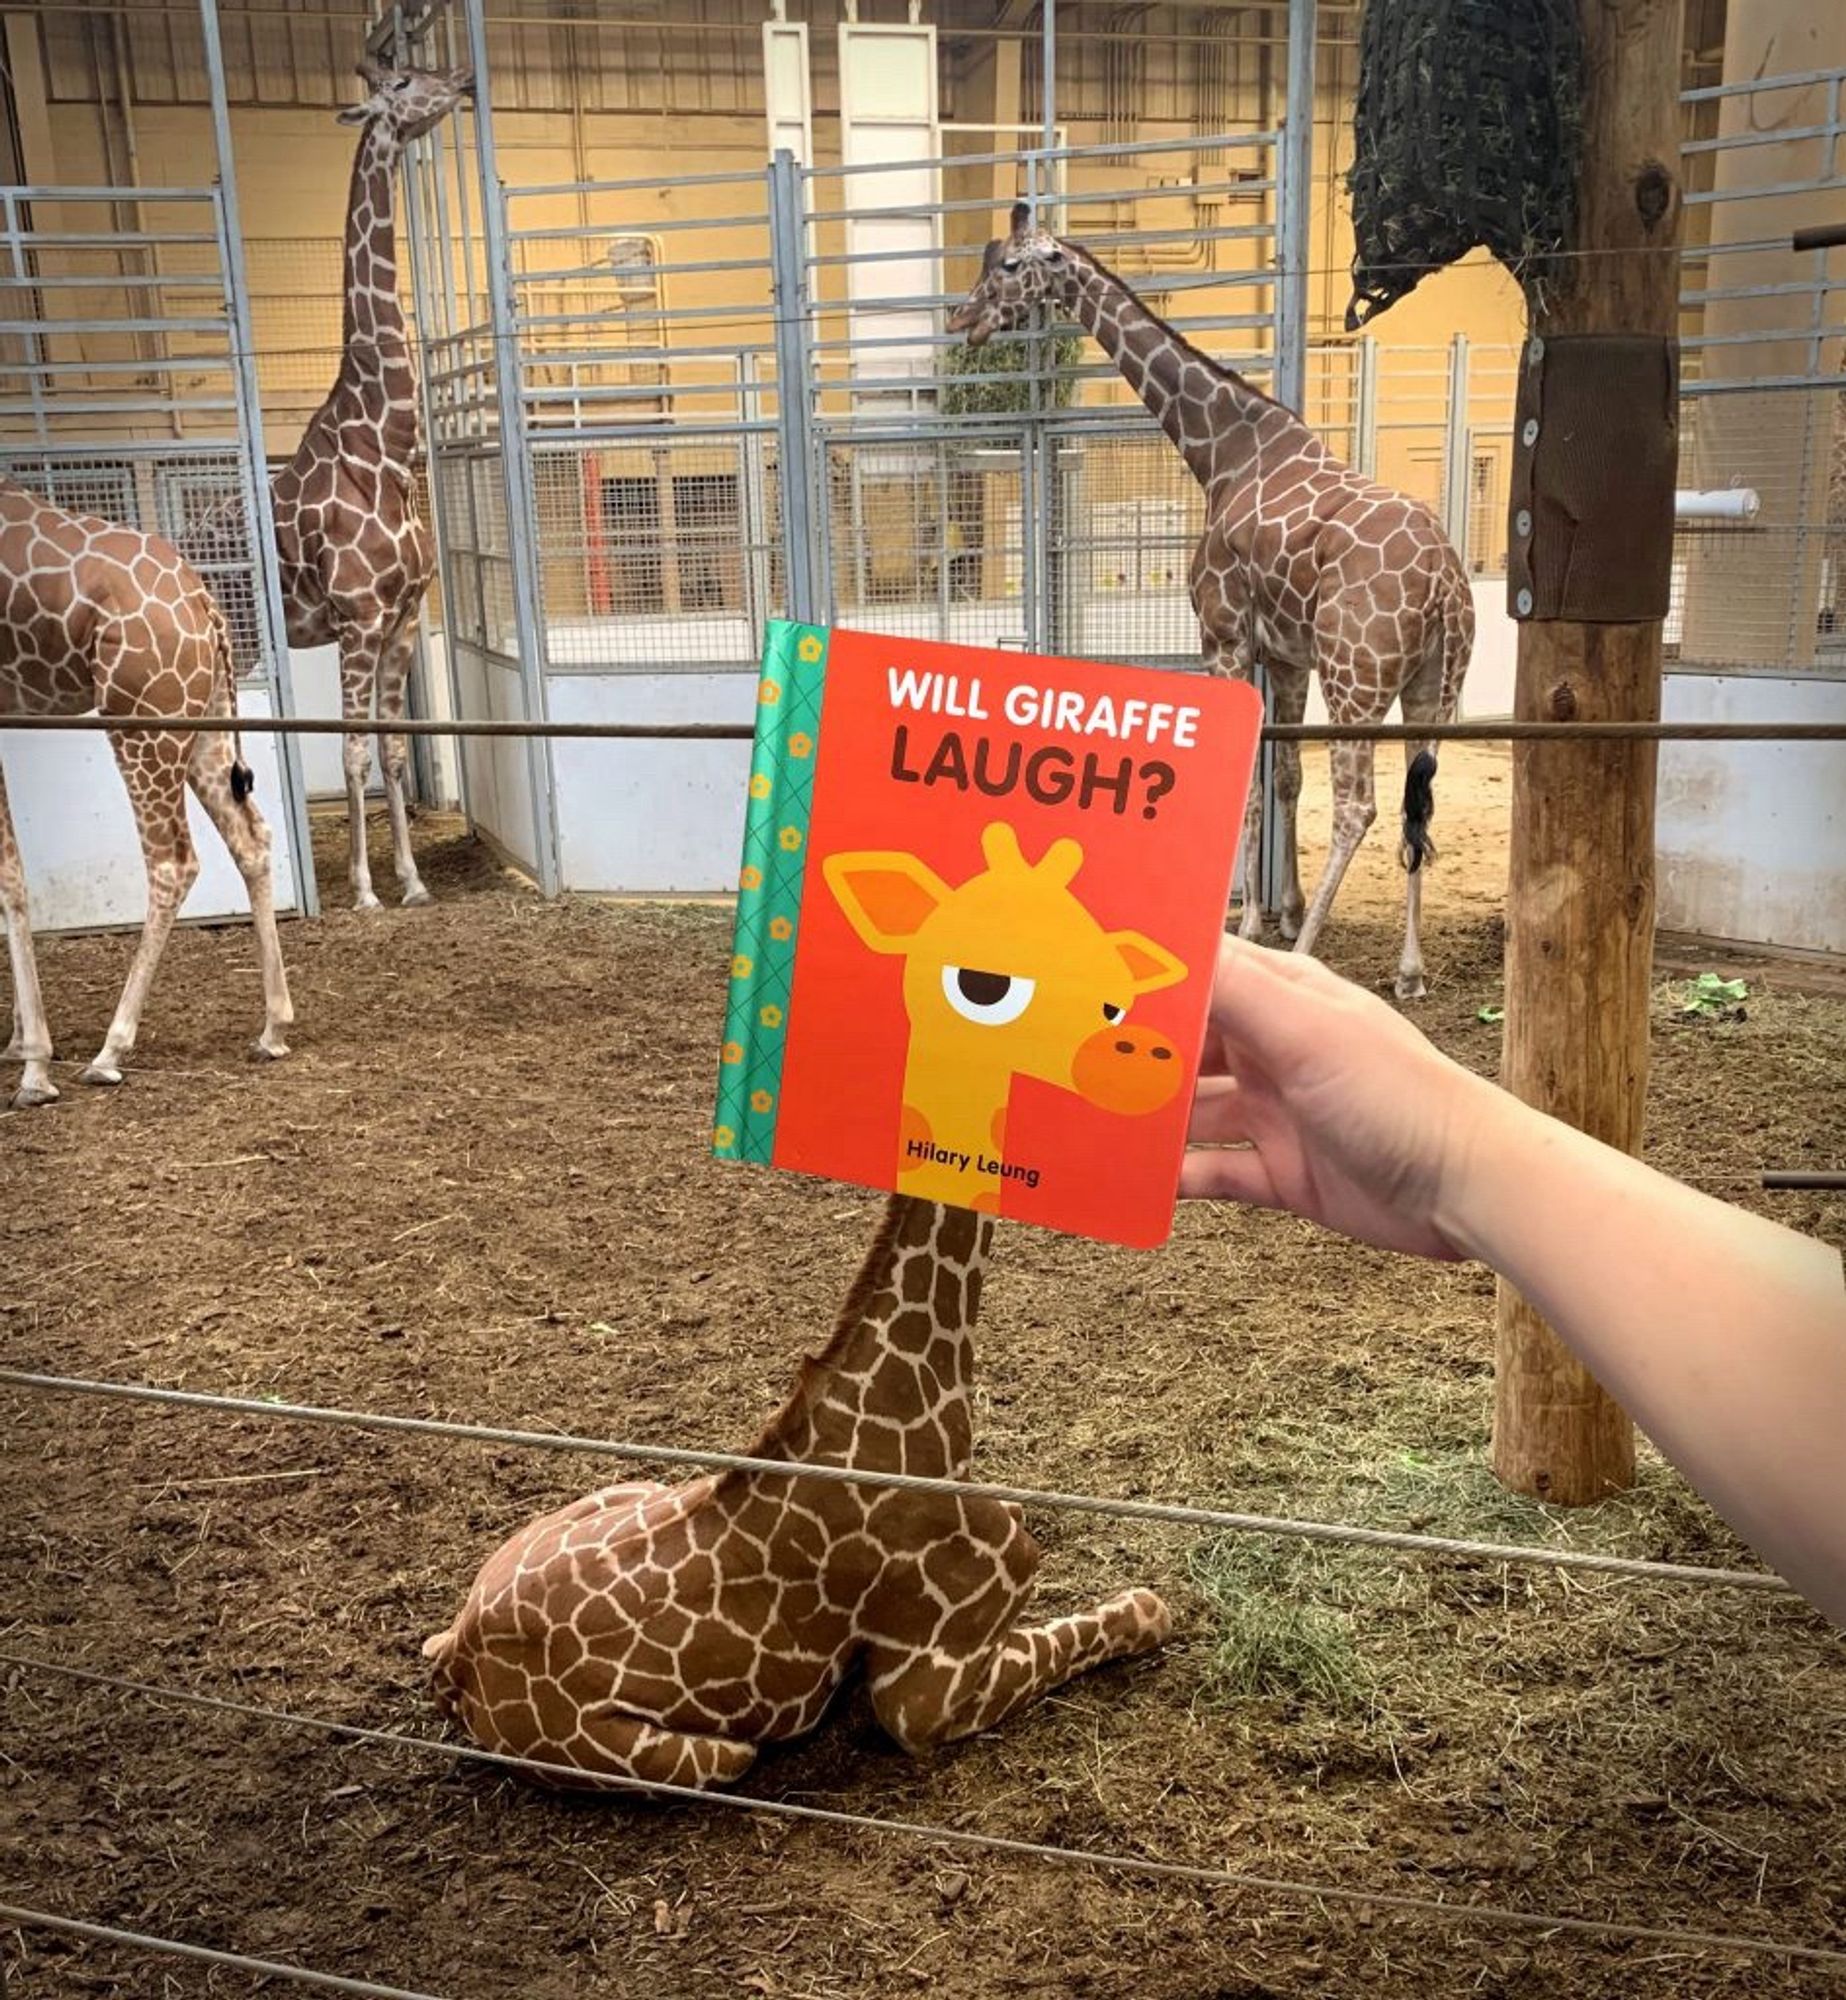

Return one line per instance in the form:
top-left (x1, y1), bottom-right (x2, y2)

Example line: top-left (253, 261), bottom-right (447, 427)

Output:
top-left (1178, 1142), bottom-right (1284, 1208)
top-left (1187, 1074), bottom-right (1253, 1146)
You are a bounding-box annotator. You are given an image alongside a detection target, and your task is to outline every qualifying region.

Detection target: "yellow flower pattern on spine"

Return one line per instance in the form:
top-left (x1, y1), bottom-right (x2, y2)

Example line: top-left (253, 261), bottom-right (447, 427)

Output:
top-left (714, 622), bottom-right (830, 1167)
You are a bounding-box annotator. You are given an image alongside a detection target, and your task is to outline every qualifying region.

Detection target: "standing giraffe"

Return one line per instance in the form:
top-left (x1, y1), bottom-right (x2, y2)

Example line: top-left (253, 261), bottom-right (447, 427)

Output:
top-left (948, 208), bottom-right (1475, 1000)
top-left (423, 1196), bottom-right (1171, 1790)
top-left (0, 478), bottom-right (293, 1109)
top-left (271, 60), bottom-right (471, 910)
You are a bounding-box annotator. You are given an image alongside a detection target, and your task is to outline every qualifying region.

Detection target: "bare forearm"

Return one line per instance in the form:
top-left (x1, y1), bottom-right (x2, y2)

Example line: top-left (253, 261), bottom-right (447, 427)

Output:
top-left (1441, 1085), bottom-right (1846, 1624)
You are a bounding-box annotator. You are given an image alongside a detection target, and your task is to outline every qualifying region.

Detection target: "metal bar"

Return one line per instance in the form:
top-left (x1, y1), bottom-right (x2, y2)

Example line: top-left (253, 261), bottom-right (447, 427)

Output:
top-left (808, 174), bottom-right (1272, 225)
top-left (505, 167), bottom-right (774, 200)
top-left (2, 193), bottom-right (50, 445)
top-left (0, 315), bottom-right (225, 337)
top-left (1682, 64), bottom-right (1846, 103)
top-left (0, 228), bottom-right (219, 247)
top-left (806, 220), bottom-right (1276, 269)
top-left (767, 149), bottom-right (820, 625)
top-left (0, 395), bottom-right (241, 415)
top-left (1681, 119), bottom-right (1844, 154)
top-left (1441, 330), bottom-right (1470, 554)
top-left (461, 0), bottom-right (559, 897)
top-left (803, 128), bottom-right (1282, 177)
top-left (0, 182), bottom-right (217, 200)
top-left (1686, 177), bottom-right (1846, 206)
top-left (199, 0), bottom-right (319, 919)
top-left (7, 715), bottom-right (1843, 743)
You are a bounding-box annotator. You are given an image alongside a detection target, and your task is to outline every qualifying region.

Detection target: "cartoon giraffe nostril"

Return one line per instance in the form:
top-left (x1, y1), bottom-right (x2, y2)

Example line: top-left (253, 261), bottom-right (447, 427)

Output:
top-left (1114, 1039), bottom-right (1135, 1055)
top-left (1150, 1046), bottom-right (1173, 1061)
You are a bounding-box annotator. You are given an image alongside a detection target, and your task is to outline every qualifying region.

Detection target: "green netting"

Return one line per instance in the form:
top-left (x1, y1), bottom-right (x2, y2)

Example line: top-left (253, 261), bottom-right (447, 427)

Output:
top-left (1344, 0), bottom-right (1584, 330)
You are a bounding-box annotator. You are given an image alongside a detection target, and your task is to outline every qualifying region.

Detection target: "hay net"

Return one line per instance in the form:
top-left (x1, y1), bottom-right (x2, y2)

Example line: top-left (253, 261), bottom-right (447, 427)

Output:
top-left (1344, 0), bottom-right (1584, 330)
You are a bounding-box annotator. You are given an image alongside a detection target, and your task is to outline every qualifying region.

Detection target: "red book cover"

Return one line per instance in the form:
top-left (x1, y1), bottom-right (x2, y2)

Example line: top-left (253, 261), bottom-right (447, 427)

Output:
top-left (714, 623), bottom-right (1260, 1249)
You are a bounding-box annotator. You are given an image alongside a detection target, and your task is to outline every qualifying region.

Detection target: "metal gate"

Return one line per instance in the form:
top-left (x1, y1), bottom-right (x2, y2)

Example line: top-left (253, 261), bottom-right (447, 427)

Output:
top-left (0, 171), bottom-right (314, 924)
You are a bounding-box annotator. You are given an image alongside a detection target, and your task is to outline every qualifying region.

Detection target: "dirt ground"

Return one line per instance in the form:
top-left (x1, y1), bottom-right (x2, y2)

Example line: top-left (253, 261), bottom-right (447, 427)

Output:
top-left (3, 744), bottom-right (1843, 1999)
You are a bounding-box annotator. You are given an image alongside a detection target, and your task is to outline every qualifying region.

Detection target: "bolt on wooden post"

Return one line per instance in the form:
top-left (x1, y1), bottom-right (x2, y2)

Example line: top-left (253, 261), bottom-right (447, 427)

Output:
top-left (1492, 0), bottom-right (1685, 1505)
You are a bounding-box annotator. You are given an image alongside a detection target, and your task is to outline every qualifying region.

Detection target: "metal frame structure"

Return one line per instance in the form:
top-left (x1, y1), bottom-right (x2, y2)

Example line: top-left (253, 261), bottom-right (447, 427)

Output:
top-left (387, 4), bottom-right (1838, 898)
top-left (395, 0), bottom-right (1314, 895)
top-left (0, 0), bottom-right (316, 922)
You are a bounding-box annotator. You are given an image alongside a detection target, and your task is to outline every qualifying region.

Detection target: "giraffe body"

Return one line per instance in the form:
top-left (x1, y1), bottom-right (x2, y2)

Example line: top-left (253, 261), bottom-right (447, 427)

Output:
top-left (268, 62), bottom-right (470, 911)
top-left (823, 823), bottom-right (1189, 1213)
top-left (424, 1197), bottom-right (1171, 1790)
top-left (0, 478), bottom-right (294, 1107)
top-left (949, 211), bottom-right (1475, 998)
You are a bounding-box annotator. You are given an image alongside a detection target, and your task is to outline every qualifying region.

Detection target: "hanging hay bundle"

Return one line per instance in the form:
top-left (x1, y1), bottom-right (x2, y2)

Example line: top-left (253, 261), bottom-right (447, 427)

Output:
top-left (1344, 0), bottom-right (1585, 330)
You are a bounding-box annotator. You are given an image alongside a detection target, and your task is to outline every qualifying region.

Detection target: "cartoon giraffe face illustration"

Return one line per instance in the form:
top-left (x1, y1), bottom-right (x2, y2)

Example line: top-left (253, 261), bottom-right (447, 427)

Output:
top-left (823, 823), bottom-right (1188, 1210)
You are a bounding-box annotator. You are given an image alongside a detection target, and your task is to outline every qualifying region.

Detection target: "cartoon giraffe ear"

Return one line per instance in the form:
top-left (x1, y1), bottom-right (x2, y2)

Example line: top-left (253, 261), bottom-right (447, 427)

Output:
top-left (823, 850), bottom-right (953, 953)
top-left (1108, 930), bottom-right (1188, 995)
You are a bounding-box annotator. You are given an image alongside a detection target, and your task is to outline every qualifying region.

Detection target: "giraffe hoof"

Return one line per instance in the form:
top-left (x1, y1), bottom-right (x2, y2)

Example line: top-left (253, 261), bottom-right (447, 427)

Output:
top-left (1235, 912), bottom-right (1264, 942)
top-left (1394, 974), bottom-right (1428, 1003)
top-left (9, 1080), bottom-right (60, 1110)
top-left (400, 884), bottom-right (436, 909)
top-left (79, 1062), bottom-right (124, 1089)
top-left (249, 1036), bottom-right (291, 1064)
top-left (353, 890), bottom-right (384, 913)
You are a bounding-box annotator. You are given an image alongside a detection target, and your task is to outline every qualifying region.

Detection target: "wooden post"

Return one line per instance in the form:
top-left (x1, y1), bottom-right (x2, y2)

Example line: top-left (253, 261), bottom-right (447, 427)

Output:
top-left (1490, 0), bottom-right (1684, 1505)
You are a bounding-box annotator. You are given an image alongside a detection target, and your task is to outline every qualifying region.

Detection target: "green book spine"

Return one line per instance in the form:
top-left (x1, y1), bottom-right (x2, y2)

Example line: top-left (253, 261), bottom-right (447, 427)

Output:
top-left (713, 620), bottom-right (832, 1165)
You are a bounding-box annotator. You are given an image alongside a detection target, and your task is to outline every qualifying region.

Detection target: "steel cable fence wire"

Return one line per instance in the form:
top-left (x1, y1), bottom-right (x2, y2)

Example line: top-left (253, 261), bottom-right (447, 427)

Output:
top-left (0, 1369), bottom-right (1797, 1595)
top-left (4, 1656), bottom-right (1845, 1972)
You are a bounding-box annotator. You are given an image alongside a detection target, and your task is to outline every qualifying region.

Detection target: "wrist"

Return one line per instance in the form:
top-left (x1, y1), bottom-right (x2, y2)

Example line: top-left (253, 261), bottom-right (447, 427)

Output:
top-left (1431, 1067), bottom-right (1539, 1265)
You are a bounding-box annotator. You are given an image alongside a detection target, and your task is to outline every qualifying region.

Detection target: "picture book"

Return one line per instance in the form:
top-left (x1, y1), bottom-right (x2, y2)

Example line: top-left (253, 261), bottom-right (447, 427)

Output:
top-left (712, 622), bottom-right (1262, 1249)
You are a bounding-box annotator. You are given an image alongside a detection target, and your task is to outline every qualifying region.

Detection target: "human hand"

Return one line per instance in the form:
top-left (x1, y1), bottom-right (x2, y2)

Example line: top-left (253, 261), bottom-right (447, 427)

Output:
top-left (1179, 937), bottom-right (1502, 1261)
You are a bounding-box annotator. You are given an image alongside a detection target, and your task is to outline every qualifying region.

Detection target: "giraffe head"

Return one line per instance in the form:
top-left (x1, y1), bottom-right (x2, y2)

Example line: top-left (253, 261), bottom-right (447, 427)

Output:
top-left (823, 823), bottom-right (1188, 1115)
top-left (946, 203), bottom-right (1080, 350)
top-left (338, 60), bottom-right (474, 145)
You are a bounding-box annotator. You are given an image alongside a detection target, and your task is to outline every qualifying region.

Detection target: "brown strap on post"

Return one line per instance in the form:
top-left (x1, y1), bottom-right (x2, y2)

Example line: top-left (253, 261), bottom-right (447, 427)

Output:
top-left (1507, 332), bottom-right (1679, 624)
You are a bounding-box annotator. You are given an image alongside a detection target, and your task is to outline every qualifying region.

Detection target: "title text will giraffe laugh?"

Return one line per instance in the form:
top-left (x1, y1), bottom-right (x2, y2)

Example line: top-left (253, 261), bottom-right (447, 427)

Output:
top-left (882, 666), bottom-right (1201, 821)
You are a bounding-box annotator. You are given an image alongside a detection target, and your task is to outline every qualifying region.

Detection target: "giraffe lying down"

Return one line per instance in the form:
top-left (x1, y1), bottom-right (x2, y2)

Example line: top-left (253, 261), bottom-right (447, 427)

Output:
top-left (424, 1197), bottom-right (1171, 1789)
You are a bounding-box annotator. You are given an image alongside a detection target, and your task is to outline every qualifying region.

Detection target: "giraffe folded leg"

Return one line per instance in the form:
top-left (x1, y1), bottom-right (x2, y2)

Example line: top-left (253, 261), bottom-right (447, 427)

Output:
top-left (525, 1706), bottom-right (759, 1794)
top-left (868, 1588), bottom-right (1173, 1755)
top-left (0, 763), bottom-right (58, 1108)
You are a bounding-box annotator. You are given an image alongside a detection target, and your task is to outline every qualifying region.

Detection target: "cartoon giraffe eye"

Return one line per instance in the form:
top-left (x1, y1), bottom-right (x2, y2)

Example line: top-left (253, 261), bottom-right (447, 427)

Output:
top-left (1101, 1001), bottom-right (1127, 1024)
top-left (943, 965), bottom-right (1036, 1027)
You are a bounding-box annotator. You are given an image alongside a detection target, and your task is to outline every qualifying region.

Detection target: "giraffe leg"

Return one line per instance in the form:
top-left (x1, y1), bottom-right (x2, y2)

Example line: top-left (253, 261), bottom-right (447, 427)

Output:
top-left (1289, 732), bottom-right (1378, 965)
top-left (376, 613), bottom-right (433, 907)
top-left (0, 762), bottom-right (58, 1108)
top-left (533, 1706), bottom-right (759, 1793)
top-left (188, 730), bottom-right (294, 1061)
top-left (1268, 671), bottom-right (1310, 941)
top-left (82, 731), bottom-right (200, 1087)
top-left (337, 627), bottom-right (384, 912)
top-left (1202, 629), bottom-right (1262, 938)
top-left (868, 1589), bottom-right (1173, 1754)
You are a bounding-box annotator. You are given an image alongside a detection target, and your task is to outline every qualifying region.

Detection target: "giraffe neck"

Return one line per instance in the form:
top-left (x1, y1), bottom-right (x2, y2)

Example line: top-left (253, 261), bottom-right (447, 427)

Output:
top-left (334, 120), bottom-right (419, 456)
top-left (1065, 250), bottom-right (1313, 493)
top-left (747, 1197), bottom-right (992, 1480)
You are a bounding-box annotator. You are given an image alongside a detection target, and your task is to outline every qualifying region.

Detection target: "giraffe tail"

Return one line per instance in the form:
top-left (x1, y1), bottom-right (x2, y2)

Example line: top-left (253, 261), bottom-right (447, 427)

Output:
top-left (206, 595), bottom-right (256, 804)
top-left (1400, 750), bottom-right (1438, 874)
